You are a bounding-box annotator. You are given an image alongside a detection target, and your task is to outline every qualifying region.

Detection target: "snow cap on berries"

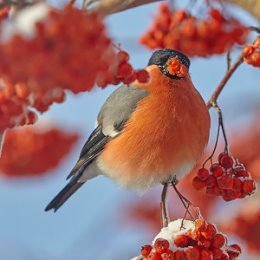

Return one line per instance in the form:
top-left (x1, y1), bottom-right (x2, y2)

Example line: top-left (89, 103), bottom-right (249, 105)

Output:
top-left (153, 219), bottom-right (194, 249)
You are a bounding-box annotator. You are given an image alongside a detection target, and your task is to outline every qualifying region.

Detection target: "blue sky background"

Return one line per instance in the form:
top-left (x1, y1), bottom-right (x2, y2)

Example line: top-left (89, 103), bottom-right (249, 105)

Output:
top-left (0, 1), bottom-right (259, 260)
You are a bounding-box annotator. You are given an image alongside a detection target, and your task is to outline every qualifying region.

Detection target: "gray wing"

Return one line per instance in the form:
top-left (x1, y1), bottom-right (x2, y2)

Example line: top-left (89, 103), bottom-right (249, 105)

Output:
top-left (97, 84), bottom-right (148, 134)
top-left (45, 84), bottom-right (148, 212)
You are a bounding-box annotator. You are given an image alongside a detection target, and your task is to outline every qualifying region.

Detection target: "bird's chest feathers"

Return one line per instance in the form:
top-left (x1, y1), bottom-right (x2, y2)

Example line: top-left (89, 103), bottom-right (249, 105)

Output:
top-left (98, 84), bottom-right (200, 189)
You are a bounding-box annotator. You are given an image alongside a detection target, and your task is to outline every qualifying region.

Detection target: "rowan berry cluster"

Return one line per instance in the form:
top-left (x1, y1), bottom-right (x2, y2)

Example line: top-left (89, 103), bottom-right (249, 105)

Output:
top-left (0, 4), bottom-right (150, 132)
top-left (96, 50), bottom-right (150, 87)
top-left (165, 57), bottom-right (188, 78)
top-left (0, 126), bottom-right (79, 177)
top-left (139, 219), bottom-right (241, 260)
top-left (192, 152), bottom-right (256, 201)
top-left (242, 37), bottom-right (260, 67)
top-left (140, 4), bottom-right (248, 57)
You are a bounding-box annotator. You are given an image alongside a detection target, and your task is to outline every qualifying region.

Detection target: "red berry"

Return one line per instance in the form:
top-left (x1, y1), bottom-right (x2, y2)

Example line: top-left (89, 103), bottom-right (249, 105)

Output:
top-left (254, 37), bottom-right (260, 47)
top-left (218, 152), bottom-right (226, 163)
top-left (175, 250), bottom-right (186, 260)
top-left (212, 248), bottom-right (222, 260)
top-left (212, 234), bottom-right (226, 248)
top-left (174, 235), bottom-right (190, 247)
top-left (209, 8), bottom-right (224, 22)
top-left (217, 176), bottom-right (234, 190)
top-left (220, 252), bottom-right (229, 260)
top-left (232, 178), bottom-right (242, 191)
top-left (198, 238), bottom-right (211, 249)
top-left (117, 63), bottom-right (133, 78)
top-left (122, 73), bottom-right (136, 85)
top-left (235, 169), bottom-right (249, 177)
top-left (206, 187), bottom-right (218, 196)
top-left (243, 45), bottom-right (255, 56)
top-left (148, 252), bottom-right (162, 260)
top-left (189, 229), bottom-right (200, 241)
top-left (27, 111), bottom-right (38, 125)
top-left (192, 176), bottom-right (206, 190)
top-left (185, 247), bottom-right (200, 260)
top-left (141, 245), bottom-right (153, 257)
top-left (161, 249), bottom-right (175, 260)
top-left (227, 244), bottom-right (241, 258)
top-left (242, 179), bottom-right (256, 194)
top-left (116, 50), bottom-right (129, 63)
top-left (222, 190), bottom-right (237, 201)
top-left (201, 224), bottom-right (217, 240)
top-left (200, 249), bottom-right (213, 260)
top-left (154, 238), bottom-right (170, 253)
top-left (135, 69), bottom-right (150, 83)
top-left (195, 218), bottom-right (207, 232)
top-left (206, 175), bottom-right (217, 188)
top-left (219, 154), bottom-right (234, 169)
top-left (210, 163), bottom-right (224, 177)
top-left (197, 168), bottom-right (209, 181)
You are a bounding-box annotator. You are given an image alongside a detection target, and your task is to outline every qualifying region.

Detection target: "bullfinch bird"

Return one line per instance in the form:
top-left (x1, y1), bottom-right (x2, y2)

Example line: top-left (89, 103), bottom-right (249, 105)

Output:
top-left (45, 49), bottom-right (210, 212)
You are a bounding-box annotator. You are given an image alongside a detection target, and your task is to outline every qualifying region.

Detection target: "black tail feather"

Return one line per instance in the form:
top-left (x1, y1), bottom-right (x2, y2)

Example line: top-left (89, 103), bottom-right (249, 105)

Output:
top-left (45, 180), bottom-right (83, 212)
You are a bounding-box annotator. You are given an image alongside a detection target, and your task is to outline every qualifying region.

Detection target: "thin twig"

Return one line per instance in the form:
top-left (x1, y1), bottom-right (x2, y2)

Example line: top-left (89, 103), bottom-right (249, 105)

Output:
top-left (86, 0), bottom-right (163, 15)
top-left (249, 26), bottom-right (260, 33)
top-left (207, 55), bottom-right (244, 109)
top-left (0, 0), bottom-right (42, 9)
top-left (171, 183), bottom-right (195, 220)
top-left (226, 50), bottom-right (232, 71)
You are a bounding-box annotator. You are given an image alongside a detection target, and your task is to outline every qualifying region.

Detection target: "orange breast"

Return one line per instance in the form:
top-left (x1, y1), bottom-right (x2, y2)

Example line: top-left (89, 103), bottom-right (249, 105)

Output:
top-left (98, 66), bottom-right (210, 190)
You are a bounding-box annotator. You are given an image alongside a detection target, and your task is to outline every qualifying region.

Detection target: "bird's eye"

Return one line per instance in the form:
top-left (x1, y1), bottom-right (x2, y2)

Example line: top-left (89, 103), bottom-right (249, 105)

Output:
top-left (165, 56), bottom-right (188, 78)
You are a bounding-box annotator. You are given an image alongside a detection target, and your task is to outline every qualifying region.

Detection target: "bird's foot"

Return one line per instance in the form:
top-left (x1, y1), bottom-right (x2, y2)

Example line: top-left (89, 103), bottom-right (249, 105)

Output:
top-left (160, 182), bottom-right (170, 228)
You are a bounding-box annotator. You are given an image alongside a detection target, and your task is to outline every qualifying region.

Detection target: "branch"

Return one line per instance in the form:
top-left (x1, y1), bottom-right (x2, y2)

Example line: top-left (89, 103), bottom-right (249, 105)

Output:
top-left (207, 55), bottom-right (244, 109)
top-left (249, 26), bottom-right (260, 34)
top-left (0, 0), bottom-right (43, 9)
top-left (85, 0), bottom-right (162, 15)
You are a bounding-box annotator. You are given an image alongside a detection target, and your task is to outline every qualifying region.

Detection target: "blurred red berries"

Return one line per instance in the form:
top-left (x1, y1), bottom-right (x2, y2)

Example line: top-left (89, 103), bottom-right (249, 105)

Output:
top-left (192, 152), bottom-right (257, 201)
top-left (0, 78), bottom-right (38, 132)
top-left (140, 4), bottom-right (248, 57)
top-left (0, 4), bottom-right (150, 133)
top-left (0, 125), bottom-right (79, 177)
top-left (96, 50), bottom-right (150, 87)
top-left (222, 202), bottom-right (260, 253)
top-left (0, 6), bottom-right (10, 20)
top-left (0, 4), bottom-right (116, 94)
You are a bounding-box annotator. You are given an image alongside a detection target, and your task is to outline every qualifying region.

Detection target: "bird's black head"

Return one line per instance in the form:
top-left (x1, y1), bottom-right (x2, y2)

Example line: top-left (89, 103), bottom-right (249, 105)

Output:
top-left (148, 49), bottom-right (190, 79)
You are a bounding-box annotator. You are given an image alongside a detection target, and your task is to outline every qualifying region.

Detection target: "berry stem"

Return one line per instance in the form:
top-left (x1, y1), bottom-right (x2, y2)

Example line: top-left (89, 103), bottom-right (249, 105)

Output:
top-left (171, 182), bottom-right (195, 221)
top-left (218, 107), bottom-right (229, 154)
top-left (207, 55), bottom-right (244, 109)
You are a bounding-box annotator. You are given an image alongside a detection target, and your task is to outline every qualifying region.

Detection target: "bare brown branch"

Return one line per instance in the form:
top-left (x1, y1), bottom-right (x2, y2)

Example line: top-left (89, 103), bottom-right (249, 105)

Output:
top-left (207, 55), bottom-right (244, 109)
top-left (85, 0), bottom-right (162, 15)
top-left (0, 0), bottom-right (44, 10)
